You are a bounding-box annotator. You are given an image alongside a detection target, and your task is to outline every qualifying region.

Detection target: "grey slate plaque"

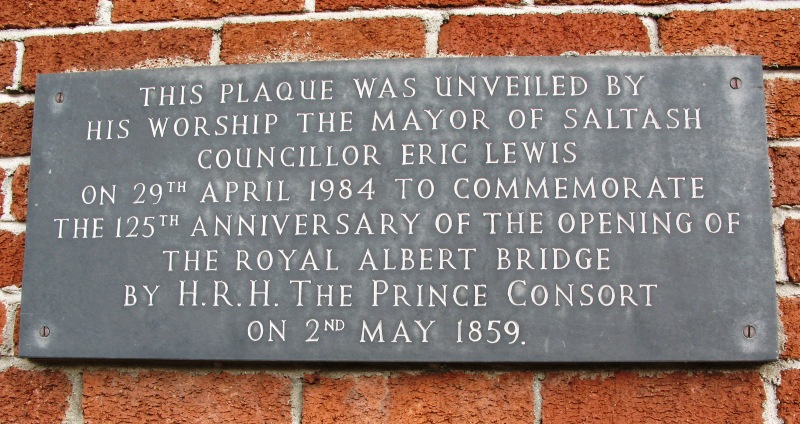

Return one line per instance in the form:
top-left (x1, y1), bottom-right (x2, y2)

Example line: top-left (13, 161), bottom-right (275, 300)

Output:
top-left (20, 56), bottom-right (776, 362)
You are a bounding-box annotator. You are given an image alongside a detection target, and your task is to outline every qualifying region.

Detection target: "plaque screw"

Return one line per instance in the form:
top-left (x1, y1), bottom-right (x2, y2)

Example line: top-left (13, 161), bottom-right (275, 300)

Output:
top-left (743, 325), bottom-right (756, 339)
top-left (730, 77), bottom-right (742, 89)
top-left (54, 92), bottom-right (64, 103)
top-left (39, 326), bottom-right (50, 337)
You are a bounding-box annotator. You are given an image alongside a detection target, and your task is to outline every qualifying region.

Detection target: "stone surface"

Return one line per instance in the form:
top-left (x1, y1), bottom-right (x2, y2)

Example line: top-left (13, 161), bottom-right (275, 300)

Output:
top-left (113, 0), bottom-right (303, 23)
top-left (21, 57), bottom-right (775, 362)
top-left (766, 78), bottom-right (800, 139)
top-left (781, 296), bottom-right (800, 358)
top-left (770, 148), bottom-right (800, 206)
top-left (11, 164), bottom-right (28, 222)
top-left (0, 0), bottom-right (96, 29)
top-left (220, 18), bottom-right (426, 63)
top-left (659, 10), bottom-right (800, 67)
top-left (303, 372), bottom-right (534, 423)
top-left (0, 231), bottom-right (24, 288)
top-left (542, 371), bottom-right (765, 423)
top-left (22, 29), bottom-right (213, 90)
top-left (0, 42), bottom-right (15, 89)
top-left (0, 368), bottom-right (72, 422)
top-left (439, 14), bottom-right (649, 56)
top-left (0, 169), bottom-right (5, 212)
top-left (0, 104), bottom-right (33, 156)
top-left (0, 301), bottom-right (6, 347)
top-left (82, 370), bottom-right (292, 423)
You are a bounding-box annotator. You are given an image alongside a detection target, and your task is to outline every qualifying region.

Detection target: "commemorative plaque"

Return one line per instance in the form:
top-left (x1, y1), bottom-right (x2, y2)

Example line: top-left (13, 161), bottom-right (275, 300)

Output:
top-left (20, 56), bottom-right (776, 362)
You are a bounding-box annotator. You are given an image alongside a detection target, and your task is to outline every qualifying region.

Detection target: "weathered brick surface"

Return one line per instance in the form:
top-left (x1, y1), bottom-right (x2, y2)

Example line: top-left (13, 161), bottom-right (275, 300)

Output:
top-left (542, 371), bottom-right (764, 423)
top-left (388, 372), bottom-right (533, 422)
top-left (787, 220), bottom-right (800, 283)
top-left (22, 29), bottom-right (213, 90)
top-left (766, 79), bottom-right (800, 139)
top-left (113, 0), bottom-right (303, 23)
top-left (0, 0), bottom-right (96, 29)
top-left (0, 231), bottom-right (24, 288)
top-left (0, 42), bottom-right (15, 89)
top-left (303, 374), bottom-right (387, 422)
top-left (0, 368), bottom-right (72, 422)
top-left (11, 164), bottom-right (28, 222)
top-left (0, 104), bottom-right (33, 156)
top-left (317, 0), bottom-right (511, 12)
top-left (781, 297), bottom-right (800, 358)
top-left (538, 0), bottom-right (718, 4)
top-left (83, 370), bottom-right (292, 423)
top-left (771, 148), bottom-right (800, 206)
top-left (221, 18), bottom-right (426, 64)
top-left (439, 14), bottom-right (649, 56)
top-left (303, 372), bottom-right (533, 423)
top-left (780, 369), bottom-right (800, 424)
top-left (659, 10), bottom-right (800, 67)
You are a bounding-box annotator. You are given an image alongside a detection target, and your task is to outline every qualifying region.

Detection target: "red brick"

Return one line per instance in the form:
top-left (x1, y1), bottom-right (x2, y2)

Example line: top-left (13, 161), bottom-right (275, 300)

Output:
top-left (221, 18), bottom-right (426, 64)
top-left (787, 220), bottom-right (800, 283)
top-left (439, 14), bottom-right (649, 57)
top-left (83, 370), bottom-right (292, 423)
top-left (303, 374), bottom-right (387, 422)
top-left (11, 164), bottom-right (28, 222)
top-left (0, 368), bottom-right (72, 422)
top-left (22, 29), bottom-right (213, 90)
top-left (0, 0), bottom-right (96, 29)
top-left (766, 79), bottom-right (800, 139)
top-left (318, 0), bottom-right (511, 12)
top-left (771, 147), bottom-right (800, 206)
top-left (782, 297), bottom-right (800, 358)
top-left (113, 0), bottom-right (303, 23)
top-left (0, 231), bottom-right (24, 288)
top-left (538, 0), bottom-right (719, 4)
top-left (542, 371), bottom-right (764, 423)
top-left (0, 104), bottom-right (33, 156)
top-left (659, 10), bottom-right (800, 68)
top-left (303, 372), bottom-right (533, 423)
top-left (0, 42), bottom-right (15, 89)
top-left (780, 369), bottom-right (800, 424)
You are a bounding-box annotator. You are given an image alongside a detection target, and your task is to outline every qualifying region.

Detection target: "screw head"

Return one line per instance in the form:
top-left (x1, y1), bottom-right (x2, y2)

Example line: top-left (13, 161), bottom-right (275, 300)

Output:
top-left (54, 92), bottom-right (64, 103)
top-left (39, 326), bottom-right (50, 337)
top-left (730, 77), bottom-right (742, 89)
top-left (743, 325), bottom-right (756, 339)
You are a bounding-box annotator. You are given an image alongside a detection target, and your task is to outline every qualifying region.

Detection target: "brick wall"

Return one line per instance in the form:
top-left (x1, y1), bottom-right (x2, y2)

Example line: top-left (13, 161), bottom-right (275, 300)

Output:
top-left (0, 0), bottom-right (798, 422)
